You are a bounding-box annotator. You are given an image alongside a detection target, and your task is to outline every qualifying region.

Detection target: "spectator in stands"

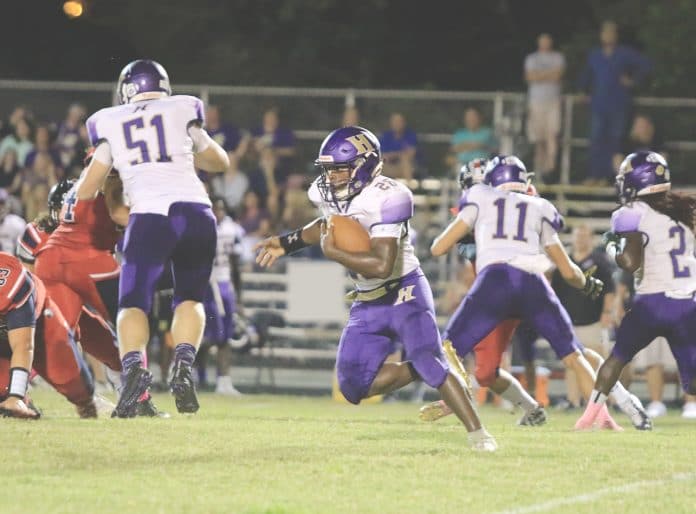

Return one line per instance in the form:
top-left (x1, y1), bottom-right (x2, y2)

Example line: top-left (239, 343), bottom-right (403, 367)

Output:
top-left (0, 149), bottom-right (20, 191)
top-left (281, 175), bottom-right (315, 231)
top-left (25, 125), bottom-right (63, 177)
top-left (56, 103), bottom-right (88, 173)
top-left (578, 20), bottom-right (651, 186)
top-left (251, 107), bottom-right (296, 187)
top-left (448, 107), bottom-right (496, 171)
top-left (524, 33), bottom-right (565, 183)
top-left (239, 190), bottom-right (272, 263)
top-left (551, 223), bottom-right (616, 408)
top-left (613, 113), bottom-right (665, 170)
top-left (342, 106), bottom-right (360, 127)
top-left (0, 106), bottom-right (33, 140)
top-left (21, 152), bottom-right (57, 222)
top-left (206, 105), bottom-right (249, 160)
top-left (0, 188), bottom-right (26, 253)
top-left (0, 117), bottom-right (34, 166)
top-left (210, 152), bottom-right (249, 215)
top-left (379, 112), bottom-right (418, 180)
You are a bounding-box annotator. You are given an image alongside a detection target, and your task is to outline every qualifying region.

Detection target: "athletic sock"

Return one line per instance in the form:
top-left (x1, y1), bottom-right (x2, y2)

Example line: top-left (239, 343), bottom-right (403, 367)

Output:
top-left (609, 381), bottom-right (631, 406)
top-left (120, 351), bottom-right (143, 386)
top-left (497, 369), bottom-right (538, 413)
top-left (589, 388), bottom-right (608, 405)
top-left (174, 343), bottom-right (196, 368)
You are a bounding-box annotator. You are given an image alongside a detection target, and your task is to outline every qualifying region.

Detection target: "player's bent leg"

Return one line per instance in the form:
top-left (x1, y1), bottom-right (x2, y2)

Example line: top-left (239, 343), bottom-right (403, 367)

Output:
top-left (367, 362), bottom-right (419, 397)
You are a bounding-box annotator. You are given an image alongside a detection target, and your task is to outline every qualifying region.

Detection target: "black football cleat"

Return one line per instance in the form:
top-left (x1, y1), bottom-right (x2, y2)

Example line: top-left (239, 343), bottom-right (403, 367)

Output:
top-left (136, 397), bottom-right (171, 418)
top-left (112, 367), bottom-right (153, 418)
top-left (518, 406), bottom-right (548, 427)
top-left (170, 364), bottom-right (199, 414)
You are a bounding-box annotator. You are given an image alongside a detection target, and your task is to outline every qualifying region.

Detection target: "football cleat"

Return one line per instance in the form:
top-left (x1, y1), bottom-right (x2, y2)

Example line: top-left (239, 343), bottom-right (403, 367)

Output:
top-left (76, 399), bottom-right (98, 419)
top-left (596, 404), bottom-right (624, 431)
top-left (112, 367), bottom-right (153, 418)
top-left (136, 397), bottom-right (171, 418)
top-left (93, 394), bottom-right (116, 417)
top-left (170, 364), bottom-right (199, 414)
top-left (620, 394), bottom-right (652, 430)
top-left (468, 429), bottom-right (498, 452)
top-left (419, 400), bottom-right (452, 422)
top-left (518, 406), bottom-right (547, 427)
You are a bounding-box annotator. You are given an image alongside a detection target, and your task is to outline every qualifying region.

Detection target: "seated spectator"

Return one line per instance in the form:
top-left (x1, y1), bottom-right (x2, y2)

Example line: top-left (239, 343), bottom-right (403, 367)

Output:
top-left (342, 106), bottom-right (361, 127)
top-left (209, 153), bottom-right (249, 215)
top-left (25, 125), bottom-right (63, 177)
top-left (239, 190), bottom-right (272, 262)
top-left (21, 152), bottom-right (58, 222)
top-left (205, 105), bottom-right (249, 160)
top-left (0, 117), bottom-right (34, 166)
top-left (1, 105), bottom-right (33, 139)
top-left (613, 113), bottom-right (665, 170)
top-left (56, 103), bottom-right (88, 174)
top-left (0, 151), bottom-right (23, 215)
top-left (448, 107), bottom-right (496, 170)
top-left (251, 108), bottom-right (296, 187)
top-left (379, 113), bottom-right (418, 180)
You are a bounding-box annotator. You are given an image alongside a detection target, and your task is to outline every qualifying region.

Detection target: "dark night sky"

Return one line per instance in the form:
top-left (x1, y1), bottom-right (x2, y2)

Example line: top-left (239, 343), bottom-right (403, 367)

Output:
top-left (0, 0), bottom-right (606, 90)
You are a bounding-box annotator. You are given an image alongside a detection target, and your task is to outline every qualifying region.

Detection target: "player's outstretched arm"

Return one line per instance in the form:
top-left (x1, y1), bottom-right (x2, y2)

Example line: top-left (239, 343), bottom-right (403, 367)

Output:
top-left (320, 221), bottom-right (397, 279)
top-left (0, 325), bottom-right (39, 419)
top-left (431, 218), bottom-right (471, 257)
top-left (545, 239), bottom-right (603, 298)
top-left (76, 144), bottom-right (113, 200)
top-left (254, 217), bottom-right (323, 268)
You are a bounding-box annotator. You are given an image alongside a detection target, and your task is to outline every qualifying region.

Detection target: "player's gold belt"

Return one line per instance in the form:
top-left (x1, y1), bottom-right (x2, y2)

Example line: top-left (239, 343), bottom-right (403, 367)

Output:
top-left (346, 279), bottom-right (402, 302)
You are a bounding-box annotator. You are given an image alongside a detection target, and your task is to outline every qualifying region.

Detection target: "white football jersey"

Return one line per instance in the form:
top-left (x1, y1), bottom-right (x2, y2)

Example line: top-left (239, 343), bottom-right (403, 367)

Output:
top-left (457, 184), bottom-right (558, 274)
top-left (308, 175), bottom-right (420, 291)
top-left (612, 201), bottom-right (696, 295)
top-left (0, 213), bottom-right (26, 254)
top-left (211, 216), bottom-right (245, 283)
top-left (86, 95), bottom-right (211, 216)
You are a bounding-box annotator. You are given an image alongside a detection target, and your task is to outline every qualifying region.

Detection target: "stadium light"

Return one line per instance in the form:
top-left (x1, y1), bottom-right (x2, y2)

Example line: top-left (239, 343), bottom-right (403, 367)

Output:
top-left (63, 0), bottom-right (84, 18)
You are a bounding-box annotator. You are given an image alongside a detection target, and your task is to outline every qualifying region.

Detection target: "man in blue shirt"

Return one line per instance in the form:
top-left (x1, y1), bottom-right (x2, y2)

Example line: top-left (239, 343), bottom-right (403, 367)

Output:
top-left (379, 112), bottom-right (418, 179)
top-left (205, 105), bottom-right (248, 160)
top-left (449, 107), bottom-right (496, 172)
top-left (578, 21), bottom-right (651, 184)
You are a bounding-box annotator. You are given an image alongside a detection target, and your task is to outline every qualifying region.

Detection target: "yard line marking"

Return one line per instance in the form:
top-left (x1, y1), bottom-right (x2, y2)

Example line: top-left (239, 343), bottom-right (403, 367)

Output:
top-left (491, 472), bottom-right (696, 514)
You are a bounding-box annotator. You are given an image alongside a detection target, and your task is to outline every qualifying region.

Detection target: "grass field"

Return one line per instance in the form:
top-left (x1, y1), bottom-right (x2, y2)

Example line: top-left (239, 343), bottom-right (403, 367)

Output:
top-left (5, 391), bottom-right (696, 514)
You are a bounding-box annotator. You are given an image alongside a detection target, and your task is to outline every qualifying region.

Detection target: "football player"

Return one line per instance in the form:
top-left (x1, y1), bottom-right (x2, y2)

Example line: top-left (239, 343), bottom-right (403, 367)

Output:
top-left (255, 127), bottom-right (496, 451)
top-left (576, 152), bottom-right (696, 429)
top-left (429, 155), bottom-right (648, 430)
top-left (0, 252), bottom-right (99, 418)
top-left (76, 59), bottom-right (229, 417)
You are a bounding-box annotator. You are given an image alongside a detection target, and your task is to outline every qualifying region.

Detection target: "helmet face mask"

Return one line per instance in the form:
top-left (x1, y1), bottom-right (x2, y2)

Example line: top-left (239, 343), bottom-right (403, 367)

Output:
top-left (117, 59), bottom-right (172, 105)
top-left (315, 126), bottom-right (382, 206)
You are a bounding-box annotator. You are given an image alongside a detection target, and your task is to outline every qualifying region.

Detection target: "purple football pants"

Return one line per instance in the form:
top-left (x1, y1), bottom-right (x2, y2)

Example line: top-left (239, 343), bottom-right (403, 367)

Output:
top-left (612, 292), bottom-right (696, 393)
top-left (119, 202), bottom-right (217, 313)
top-left (444, 264), bottom-right (581, 360)
top-left (337, 269), bottom-right (449, 404)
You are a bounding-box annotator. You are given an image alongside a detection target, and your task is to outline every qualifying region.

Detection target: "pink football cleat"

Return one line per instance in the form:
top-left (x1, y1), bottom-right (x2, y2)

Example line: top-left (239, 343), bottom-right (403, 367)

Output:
top-left (574, 402), bottom-right (603, 430)
top-left (596, 404), bottom-right (624, 431)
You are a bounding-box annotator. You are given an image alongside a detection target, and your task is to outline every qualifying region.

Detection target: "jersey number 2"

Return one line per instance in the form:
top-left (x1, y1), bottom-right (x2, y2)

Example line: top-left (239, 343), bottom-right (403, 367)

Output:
top-left (492, 198), bottom-right (528, 242)
top-left (669, 225), bottom-right (691, 278)
top-left (123, 114), bottom-right (171, 165)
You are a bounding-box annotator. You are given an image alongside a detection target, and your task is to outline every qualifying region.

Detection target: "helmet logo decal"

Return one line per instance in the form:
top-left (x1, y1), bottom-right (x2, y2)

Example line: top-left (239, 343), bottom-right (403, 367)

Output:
top-left (346, 134), bottom-right (375, 153)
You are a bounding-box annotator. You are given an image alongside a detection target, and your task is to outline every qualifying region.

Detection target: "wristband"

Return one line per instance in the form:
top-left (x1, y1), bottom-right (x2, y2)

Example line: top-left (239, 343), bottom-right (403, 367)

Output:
top-left (9, 367), bottom-right (29, 399)
top-left (279, 229), bottom-right (310, 255)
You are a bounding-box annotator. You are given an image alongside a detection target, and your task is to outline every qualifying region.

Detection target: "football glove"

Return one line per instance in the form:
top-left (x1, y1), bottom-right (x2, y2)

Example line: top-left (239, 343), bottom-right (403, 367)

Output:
top-left (456, 242), bottom-right (476, 261)
top-left (601, 231), bottom-right (620, 248)
top-left (581, 265), bottom-right (604, 299)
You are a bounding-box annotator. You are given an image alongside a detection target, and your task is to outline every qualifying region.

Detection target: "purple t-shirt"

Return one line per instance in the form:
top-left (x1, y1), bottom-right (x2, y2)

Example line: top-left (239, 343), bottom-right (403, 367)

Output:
top-left (208, 125), bottom-right (243, 152)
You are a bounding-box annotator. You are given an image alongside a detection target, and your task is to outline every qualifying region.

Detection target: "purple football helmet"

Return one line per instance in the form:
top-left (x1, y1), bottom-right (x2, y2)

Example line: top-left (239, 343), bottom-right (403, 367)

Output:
top-left (117, 59), bottom-right (172, 105)
top-left (315, 126), bottom-right (382, 204)
top-left (459, 158), bottom-right (488, 190)
top-left (483, 155), bottom-right (529, 192)
top-left (616, 151), bottom-right (671, 204)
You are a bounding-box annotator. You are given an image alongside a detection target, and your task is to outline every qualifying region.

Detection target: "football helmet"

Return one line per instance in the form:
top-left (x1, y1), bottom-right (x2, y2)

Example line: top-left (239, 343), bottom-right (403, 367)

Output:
top-left (616, 151), bottom-right (671, 205)
top-left (116, 59), bottom-right (172, 105)
top-left (459, 158), bottom-right (488, 190)
top-left (47, 179), bottom-right (76, 223)
top-left (315, 126), bottom-right (382, 204)
top-left (483, 155), bottom-right (529, 192)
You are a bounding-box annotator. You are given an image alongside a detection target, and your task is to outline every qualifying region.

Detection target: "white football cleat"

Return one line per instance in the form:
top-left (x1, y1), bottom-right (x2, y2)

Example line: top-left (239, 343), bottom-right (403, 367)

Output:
top-left (619, 394), bottom-right (652, 430)
top-left (646, 401), bottom-right (667, 418)
top-left (681, 402), bottom-right (696, 419)
top-left (468, 428), bottom-right (498, 452)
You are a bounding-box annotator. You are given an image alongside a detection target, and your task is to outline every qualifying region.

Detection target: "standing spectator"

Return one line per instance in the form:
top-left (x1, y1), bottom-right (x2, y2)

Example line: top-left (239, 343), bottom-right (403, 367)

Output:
top-left (251, 108), bottom-right (296, 187)
top-left (238, 190), bottom-right (272, 262)
top-left (21, 152), bottom-right (57, 222)
top-left (448, 107), bottom-right (496, 170)
top-left (56, 103), bottom-right (88, 174)
top-left (0, 117), bottom-right (34, 166)
top-left (0, 189), bottom-right (26, 253)
top-left (551, 224), bottom-right (616, 408)
top-left (25, 125), bottom-right (63, 176)
top-left (342, 106), bottom-right (360, 127)
top-left (525, 33), bottom-right (565, 182)
top-left (578, 21), bottom-right (651, 185)
top-left (379, 113), bottom-right (418, 180)
top-left (209, 153), bottom-right (249, 215)
top-left (613, 113), bottom-right (664, 170)
top-left (205, 105), bottom-right (249, 160)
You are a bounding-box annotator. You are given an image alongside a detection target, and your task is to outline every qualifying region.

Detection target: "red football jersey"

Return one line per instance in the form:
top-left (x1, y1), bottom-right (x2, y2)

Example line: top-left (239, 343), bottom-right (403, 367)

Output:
top-left (17, 221), bottom-right (51, 265)
top-left (0, 252), bottom-right (44, 318)
top-left (42, 188), bottom-right (120, 258)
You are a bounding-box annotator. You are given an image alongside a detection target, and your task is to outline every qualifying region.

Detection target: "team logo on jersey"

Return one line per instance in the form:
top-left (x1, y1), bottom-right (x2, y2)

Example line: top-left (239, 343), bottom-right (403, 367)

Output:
top-left (394, 285), bottom-right (416, 305)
